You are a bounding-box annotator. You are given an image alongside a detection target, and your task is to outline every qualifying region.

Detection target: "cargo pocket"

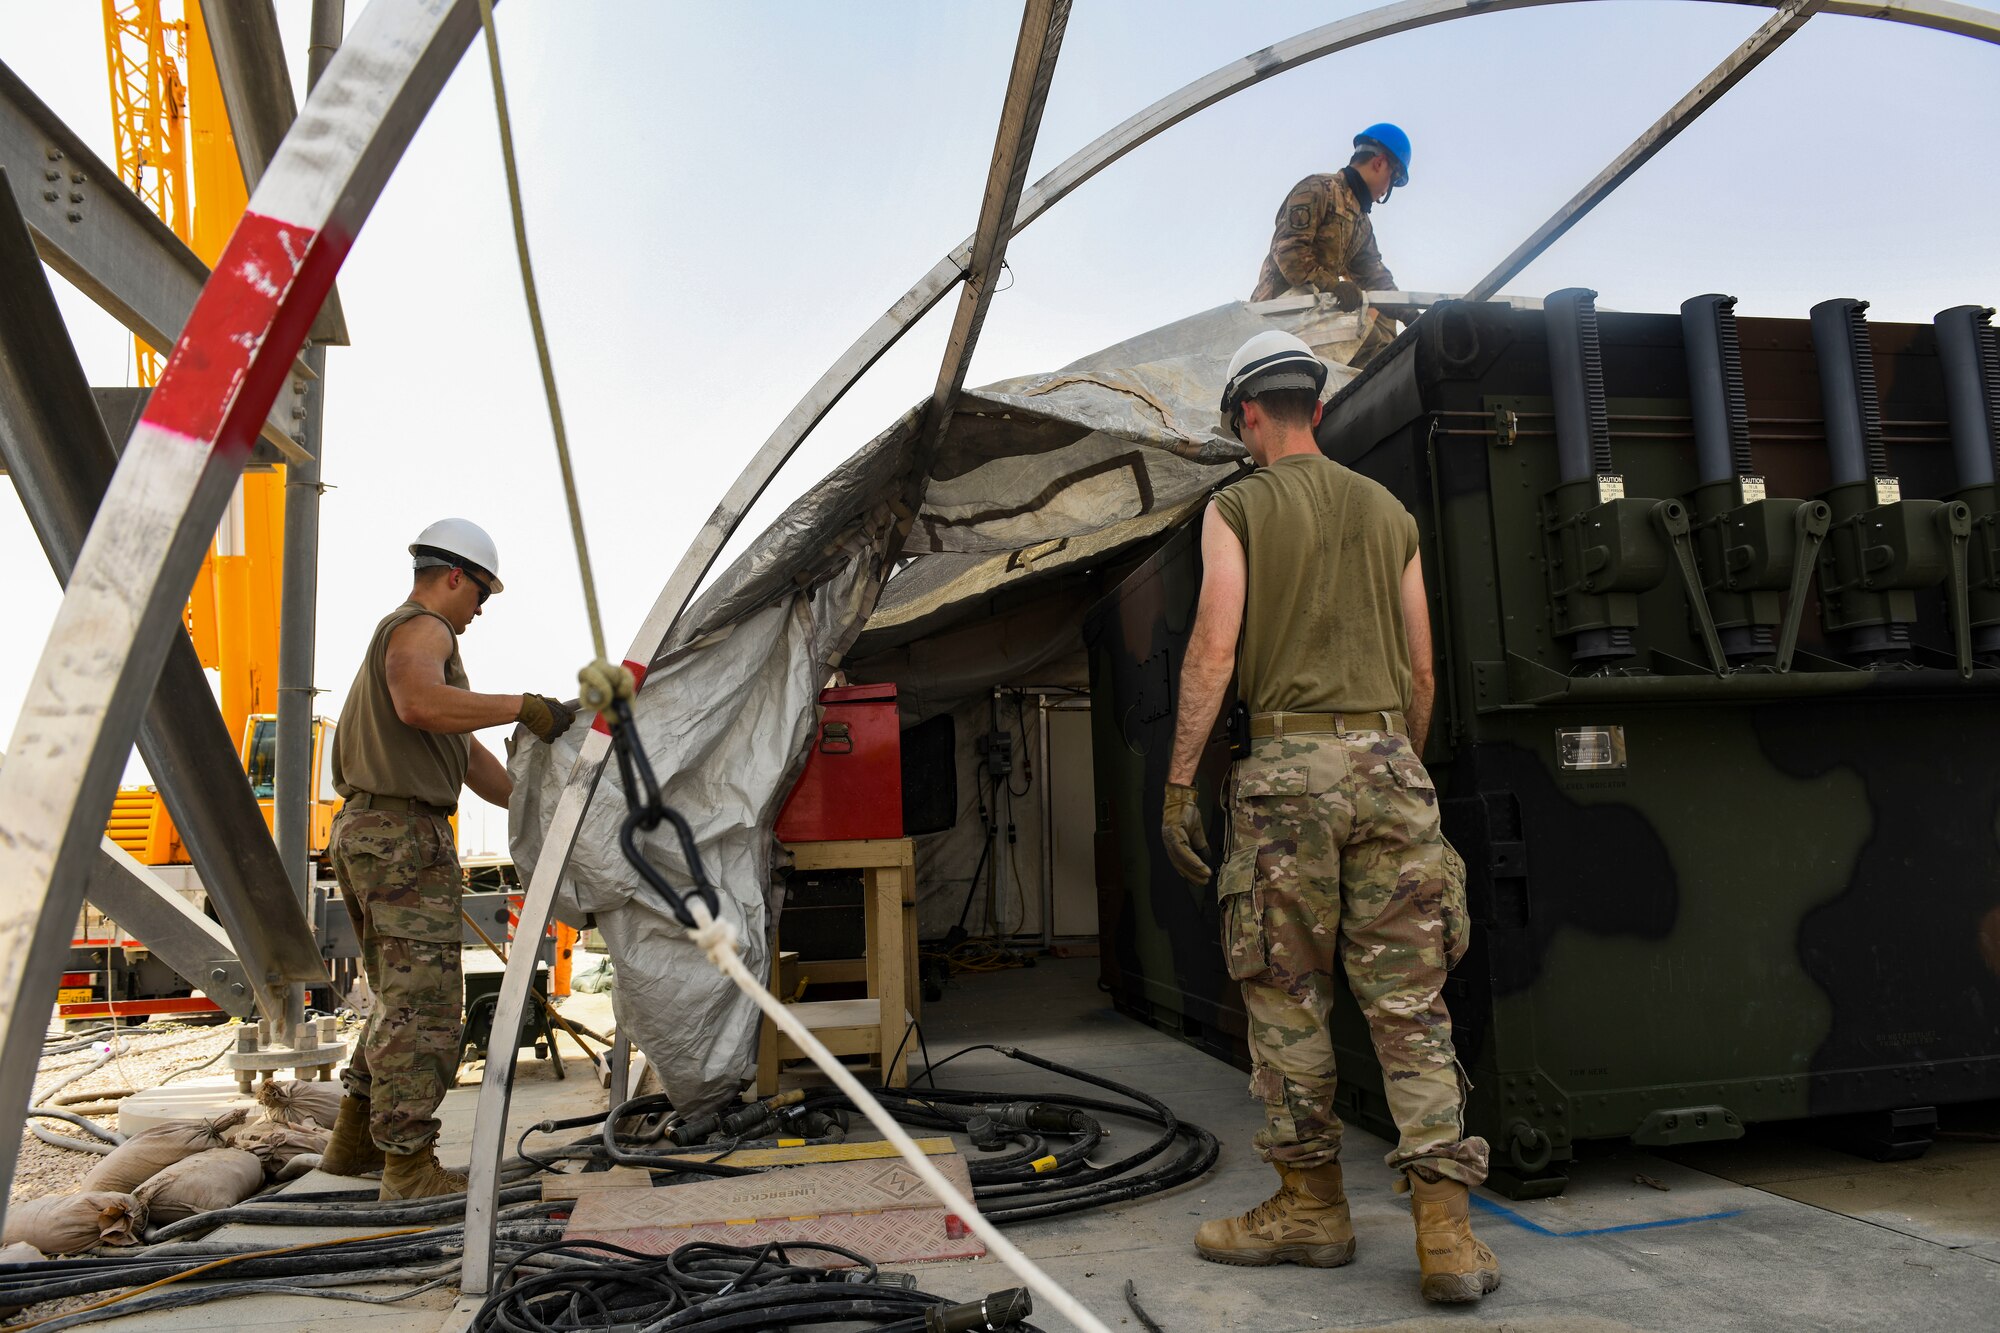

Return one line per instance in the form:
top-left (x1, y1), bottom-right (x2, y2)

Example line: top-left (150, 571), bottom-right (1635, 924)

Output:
top-left (1440, 837), bottom-right (1470, 969)
top-left (1387, 752), bottom-right (1437, 802)
top-left (1217, 847), bottom-right (1267, 981)
top-left (364, 814), bottom-right (463, 945)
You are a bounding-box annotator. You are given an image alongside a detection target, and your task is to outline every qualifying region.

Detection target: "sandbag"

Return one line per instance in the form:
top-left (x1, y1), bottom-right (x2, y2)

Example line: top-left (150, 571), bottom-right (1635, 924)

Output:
top-left (227, 1122), bottom-right (330, 1176)
top-left (274, 1153), bottom-right (323, 1183)
top-left (132, 1148), bottom-right (264, 1224)
top-left (255, 1079), bottom-right (343, 1130)
top-left (80, 1108), bottom-right (248, 1193)
top-left (2, 1193), bottom-right (145, 1254)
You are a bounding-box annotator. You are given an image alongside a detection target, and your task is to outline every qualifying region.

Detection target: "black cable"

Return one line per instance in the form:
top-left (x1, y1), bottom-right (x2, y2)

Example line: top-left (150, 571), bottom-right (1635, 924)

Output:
top-left (141, 1189), bottom-right (552, 1245)
top-left (2, 1041), bottom-right (1213, 1315)
top-left (885, 1016), bottom-right (918, 1082)
top-left (554, 1045), bottom-right (1217, 1227)
top-left (469, 1237), bottom-right (1044, 1333)
top-left (1008, 695), bottom-right (1033, 798)
top-left (950, 836), bottom-right (992, 934)
top-left (596, 1094), bottom-right (760, 1176)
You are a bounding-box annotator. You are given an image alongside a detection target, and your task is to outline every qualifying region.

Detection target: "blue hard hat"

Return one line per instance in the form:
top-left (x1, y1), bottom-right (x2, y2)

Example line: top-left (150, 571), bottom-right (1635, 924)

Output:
top-left (1355, 122), bottom-right (1411, 187)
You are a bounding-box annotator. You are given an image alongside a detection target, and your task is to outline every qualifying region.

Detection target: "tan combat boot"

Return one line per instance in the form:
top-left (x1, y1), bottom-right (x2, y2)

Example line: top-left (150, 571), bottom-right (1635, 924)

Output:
top-left (379, 1145), bottom-right (467, 1201)
top-left (1409, 1173), bottom-right (1501, 1303)
top-left (318, 1095), bottom-right (385, 1176)
top-left (1195, 1162), bottom-right (1355, 1267)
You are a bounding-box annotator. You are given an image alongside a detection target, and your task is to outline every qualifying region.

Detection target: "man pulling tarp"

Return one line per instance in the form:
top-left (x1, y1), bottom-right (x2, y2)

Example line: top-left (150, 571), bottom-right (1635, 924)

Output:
top-left (1251, 122), bottom-right (1414, 365)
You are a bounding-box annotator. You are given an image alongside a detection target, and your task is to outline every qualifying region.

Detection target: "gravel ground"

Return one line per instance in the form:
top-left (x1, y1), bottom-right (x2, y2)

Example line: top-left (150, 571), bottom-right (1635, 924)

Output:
top-left (7, 1017), bottom-right (340, 1327)
top-left (13, 1018), bottom-right (292, 1205)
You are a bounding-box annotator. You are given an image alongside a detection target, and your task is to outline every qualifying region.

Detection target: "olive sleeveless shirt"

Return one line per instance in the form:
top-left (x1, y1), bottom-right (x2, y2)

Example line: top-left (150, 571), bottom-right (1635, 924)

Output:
top-left (1209, 453), bottom-right (1419, 716)
top-left (331, 601), bottom-right (471, 807)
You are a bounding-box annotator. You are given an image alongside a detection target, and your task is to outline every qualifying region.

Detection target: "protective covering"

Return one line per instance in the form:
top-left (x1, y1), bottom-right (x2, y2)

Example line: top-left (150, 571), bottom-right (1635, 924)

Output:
top-left (510, 296), bottom-right (1377, 1112)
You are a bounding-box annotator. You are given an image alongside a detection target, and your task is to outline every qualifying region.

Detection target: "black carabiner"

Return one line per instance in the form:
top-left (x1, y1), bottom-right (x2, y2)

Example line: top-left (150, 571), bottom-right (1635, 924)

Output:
top-left (603, 696), bottom-right (723, 930)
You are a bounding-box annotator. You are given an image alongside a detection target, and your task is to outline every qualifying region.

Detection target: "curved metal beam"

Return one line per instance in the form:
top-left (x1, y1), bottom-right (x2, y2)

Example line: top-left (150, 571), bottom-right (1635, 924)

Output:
top-left (462, 0), bottom-right (2000, 1293)
top-left (1465, 0), bottom-right (1825, 302)
top-left (0, 0), bottom-right (488, 1238)
top-left (0, 0), bottom-right (1972, 1287)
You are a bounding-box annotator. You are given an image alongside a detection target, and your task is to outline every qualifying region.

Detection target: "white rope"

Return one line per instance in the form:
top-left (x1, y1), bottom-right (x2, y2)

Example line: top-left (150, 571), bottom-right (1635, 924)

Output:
top-left (686, 906), bottom-right (1115, 1333)
top-left (470, 5), bottom-right (1115, 1325)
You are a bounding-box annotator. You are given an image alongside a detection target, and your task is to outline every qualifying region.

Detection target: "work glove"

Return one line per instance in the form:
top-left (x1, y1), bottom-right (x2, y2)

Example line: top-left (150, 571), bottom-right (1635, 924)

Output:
top-left (1161, 782), bottom-right (1211, 886)
top-left (517, 693), bottom-right (577, 744)
top-left (1330, 278), bottom-right (1365, 312)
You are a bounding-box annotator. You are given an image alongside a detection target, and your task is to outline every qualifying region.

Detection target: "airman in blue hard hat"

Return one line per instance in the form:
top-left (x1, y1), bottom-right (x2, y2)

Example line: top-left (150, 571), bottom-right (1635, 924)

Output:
top-left (1251, 123), bottom-right (1412, 361)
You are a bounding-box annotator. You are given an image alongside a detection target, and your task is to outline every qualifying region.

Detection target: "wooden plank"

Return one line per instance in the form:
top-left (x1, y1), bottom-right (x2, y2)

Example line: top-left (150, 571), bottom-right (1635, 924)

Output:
top-left (785, 998), bottom-right (881, 1028)
top-left (777, 1027), bottom-right (883, 1059)
top-left (567, 1153), bottom-right (975, 1231)
top-left (793, 959), bottom-right (868, 987)
top-left (566, 1206), bottom-right (981, 1266)
top-left (542, 1167), bottom-right (652, 1200)
top-left (873, 863), bottom-right (908, 1089)
top-left (785, 838), bottom-right (915, 872)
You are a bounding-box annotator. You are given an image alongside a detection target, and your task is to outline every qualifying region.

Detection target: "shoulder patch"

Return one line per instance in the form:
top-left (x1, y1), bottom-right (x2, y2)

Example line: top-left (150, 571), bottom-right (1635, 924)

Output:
top-left (1285, 203), bottom-right (1312, 231)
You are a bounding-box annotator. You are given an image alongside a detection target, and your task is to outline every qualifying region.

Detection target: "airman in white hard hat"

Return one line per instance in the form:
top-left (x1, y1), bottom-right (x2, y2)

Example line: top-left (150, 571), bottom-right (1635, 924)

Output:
top-left (1166, 333), bottom-right (1501, 1303)
top-left (319, 518), bottom-right (576, 1201)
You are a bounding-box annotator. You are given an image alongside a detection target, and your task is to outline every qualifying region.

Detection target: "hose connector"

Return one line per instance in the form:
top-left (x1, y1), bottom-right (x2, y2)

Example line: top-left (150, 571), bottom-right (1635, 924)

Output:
top-left (925, 1287), bottom-right (1034, 1331)
top-left (983, 1101), bottom-right (1090, 1135)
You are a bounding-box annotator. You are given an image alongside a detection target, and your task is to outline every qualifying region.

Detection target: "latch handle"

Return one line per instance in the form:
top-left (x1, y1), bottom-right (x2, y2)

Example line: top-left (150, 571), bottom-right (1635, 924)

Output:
top-left (1939, 501), bottom-right (1974, 679)
top-left (1653, 499), bottom-right (1727, 675)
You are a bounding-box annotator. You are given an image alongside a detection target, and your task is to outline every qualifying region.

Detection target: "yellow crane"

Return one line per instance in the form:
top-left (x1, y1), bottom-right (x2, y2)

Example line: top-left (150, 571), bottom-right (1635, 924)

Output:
top-left (98, 1), bottom-right (337, 870)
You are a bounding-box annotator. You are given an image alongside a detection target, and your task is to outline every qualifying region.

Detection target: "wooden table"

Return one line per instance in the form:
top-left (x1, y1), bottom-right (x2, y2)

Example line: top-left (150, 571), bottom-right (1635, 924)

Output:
top-left (759, 838), bottom-right (915, 1093)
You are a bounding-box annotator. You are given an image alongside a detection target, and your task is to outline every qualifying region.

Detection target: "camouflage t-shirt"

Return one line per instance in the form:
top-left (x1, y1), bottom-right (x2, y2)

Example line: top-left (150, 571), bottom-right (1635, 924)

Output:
top-left (1210, 453), bottom-right (1419, 716)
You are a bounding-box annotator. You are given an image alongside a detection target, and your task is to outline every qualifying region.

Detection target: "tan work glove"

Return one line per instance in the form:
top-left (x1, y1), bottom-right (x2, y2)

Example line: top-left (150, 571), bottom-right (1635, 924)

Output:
top-left (517, 693), bottom-right (578, 744)
top-left (1330, 278), bottom-right (1365, 312)
top-left (1161, 782), bottom-right (1211, 885)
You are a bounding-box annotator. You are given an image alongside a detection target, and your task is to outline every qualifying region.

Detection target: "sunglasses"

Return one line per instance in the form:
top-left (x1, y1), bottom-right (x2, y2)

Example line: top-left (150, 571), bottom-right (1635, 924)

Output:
top-left (461, 568), bottom-right (493, 606)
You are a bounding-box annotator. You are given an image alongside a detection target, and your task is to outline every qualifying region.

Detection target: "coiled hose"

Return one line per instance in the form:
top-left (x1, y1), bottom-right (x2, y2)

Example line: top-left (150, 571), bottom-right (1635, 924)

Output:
top-left (0, 1045), bottom-right (1209, 1327)
top-left (513, 1043), bottom-right (1217, 1227)
top-left (471, 1238), bottom-right (1043, 1333)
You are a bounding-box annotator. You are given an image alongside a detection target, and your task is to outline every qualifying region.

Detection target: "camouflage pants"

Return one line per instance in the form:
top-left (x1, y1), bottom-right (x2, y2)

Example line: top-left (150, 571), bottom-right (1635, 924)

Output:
top-left (1219, 729), bottom-right (1489, 1186)
top-left (330, 807), bottom-right (464, 1154)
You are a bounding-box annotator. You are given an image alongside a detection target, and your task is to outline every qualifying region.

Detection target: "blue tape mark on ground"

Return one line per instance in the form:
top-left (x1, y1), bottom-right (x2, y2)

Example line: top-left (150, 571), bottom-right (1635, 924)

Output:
top-left (1470, 1192), bottom-right (1742, 1238)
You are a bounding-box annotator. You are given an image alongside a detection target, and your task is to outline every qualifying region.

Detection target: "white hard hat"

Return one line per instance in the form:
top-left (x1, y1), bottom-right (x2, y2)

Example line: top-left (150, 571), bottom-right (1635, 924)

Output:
top-left (410, 517), bottom-right (504, 592)
top-left (1217, 330), bottom-right (1329, 439)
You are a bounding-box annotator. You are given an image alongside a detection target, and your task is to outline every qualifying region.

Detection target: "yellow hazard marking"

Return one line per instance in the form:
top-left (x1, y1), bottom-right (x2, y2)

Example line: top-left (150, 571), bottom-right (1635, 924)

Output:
top-left (1031, 1155), bottom-right (1058, 1174)
top-left (777, 1138), bottom-right (805, 1147)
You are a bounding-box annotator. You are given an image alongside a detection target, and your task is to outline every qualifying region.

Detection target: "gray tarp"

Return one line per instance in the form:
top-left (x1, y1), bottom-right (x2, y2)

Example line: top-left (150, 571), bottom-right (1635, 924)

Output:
top-left (510, 297), bottom-right (1374, 1111)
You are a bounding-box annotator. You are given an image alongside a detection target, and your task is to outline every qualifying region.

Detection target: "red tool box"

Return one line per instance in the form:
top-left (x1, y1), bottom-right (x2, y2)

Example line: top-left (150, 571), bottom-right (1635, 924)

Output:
top-left (775, 683), bottom-right (903, 842)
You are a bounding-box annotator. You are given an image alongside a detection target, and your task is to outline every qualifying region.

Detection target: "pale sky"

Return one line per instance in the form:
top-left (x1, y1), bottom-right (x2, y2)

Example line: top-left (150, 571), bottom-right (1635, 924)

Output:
top-left (1, 1), bottom-right (1995, 852)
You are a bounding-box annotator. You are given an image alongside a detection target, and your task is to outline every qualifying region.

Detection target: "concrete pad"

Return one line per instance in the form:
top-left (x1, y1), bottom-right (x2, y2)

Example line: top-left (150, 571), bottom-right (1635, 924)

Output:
top-left (1667, 1108), bottom-right (2000, 1256)
top-left (912, 959), bottom-right (2000, 1333)
top-left (75, 956), bottom-right (2000, 1332)
top-left (114, 1083), bottom-right (260, 1134)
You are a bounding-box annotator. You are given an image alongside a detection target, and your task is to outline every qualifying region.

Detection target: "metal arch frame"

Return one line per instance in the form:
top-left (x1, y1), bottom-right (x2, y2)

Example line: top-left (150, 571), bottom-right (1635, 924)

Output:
top-left (0, 59), bottom-right (315, 462)
top-left (461, 0), bottom-right (2000, 1294)
top-left (913, 0), bottom-right (1070, 469)
top-left (0, 0), bottom-right (1982, 1278)
top-left (0, 0), bottom-right (492, 1238)
top-left (0, 161), bottom-right (323, 1026)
